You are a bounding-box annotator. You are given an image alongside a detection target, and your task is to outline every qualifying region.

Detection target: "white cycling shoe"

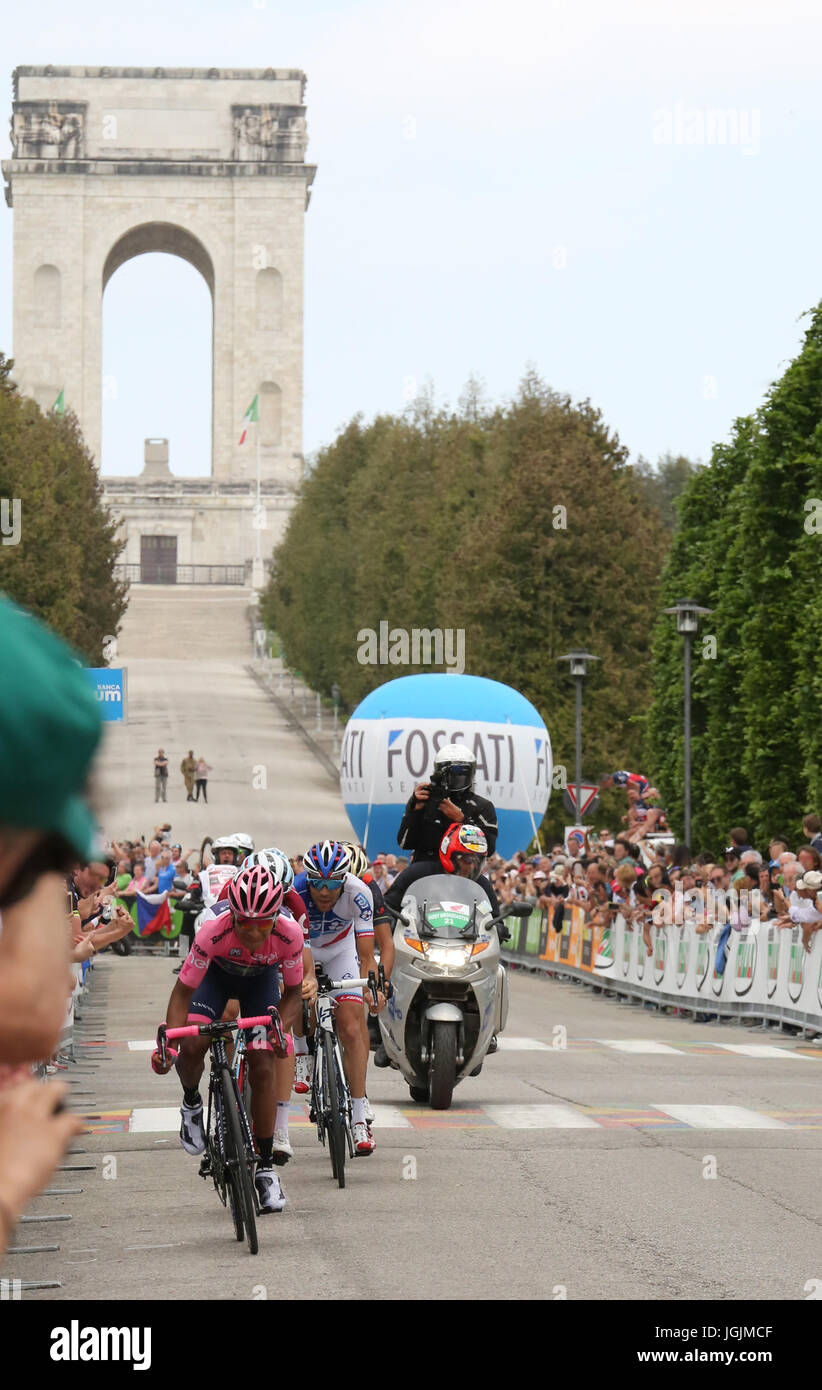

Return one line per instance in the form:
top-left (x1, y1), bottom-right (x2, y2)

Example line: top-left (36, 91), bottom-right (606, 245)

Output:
top-left (255, 1166), bottom-right (286, 1213)
top-left (353, 1121), bottom-right (376, 1156)
top-left (179, 1100), bottom-right (206, 1156)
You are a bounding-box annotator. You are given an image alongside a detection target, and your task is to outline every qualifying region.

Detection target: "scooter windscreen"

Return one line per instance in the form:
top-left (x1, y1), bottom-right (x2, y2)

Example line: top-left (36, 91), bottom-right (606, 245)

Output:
top-left (400, 873), bottom-right (494, 939)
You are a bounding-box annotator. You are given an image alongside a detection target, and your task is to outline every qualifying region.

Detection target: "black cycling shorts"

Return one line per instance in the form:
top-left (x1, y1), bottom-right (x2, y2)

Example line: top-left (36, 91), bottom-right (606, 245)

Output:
top-left (188, 962), bottom-right (281, 1036)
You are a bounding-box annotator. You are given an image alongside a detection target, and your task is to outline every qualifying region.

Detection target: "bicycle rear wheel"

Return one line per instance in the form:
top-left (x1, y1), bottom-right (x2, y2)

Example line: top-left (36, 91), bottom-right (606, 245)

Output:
top-left (322, 1029), bottom-right (346, 1189)
top-left (220, 1069), bottom-right (259, 1254)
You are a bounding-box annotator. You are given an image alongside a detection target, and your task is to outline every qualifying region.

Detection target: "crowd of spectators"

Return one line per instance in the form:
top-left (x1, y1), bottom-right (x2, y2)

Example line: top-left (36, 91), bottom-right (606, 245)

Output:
top-left (482, 812), bottom-right (822, 967)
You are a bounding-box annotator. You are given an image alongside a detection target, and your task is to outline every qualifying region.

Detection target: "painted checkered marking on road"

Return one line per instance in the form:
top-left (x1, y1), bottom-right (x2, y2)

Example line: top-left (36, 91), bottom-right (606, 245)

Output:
top-left (118, 1035), bottom-right (822, 1058)
top-left (650, 1105), bottom-right (791, 1130)
top-left (713, 1044), bottom-right (811, 1060)
top-left (484, 1104), bottom-right (600, 1129)
top-left (78, 1101), bottom-right (821, 1134)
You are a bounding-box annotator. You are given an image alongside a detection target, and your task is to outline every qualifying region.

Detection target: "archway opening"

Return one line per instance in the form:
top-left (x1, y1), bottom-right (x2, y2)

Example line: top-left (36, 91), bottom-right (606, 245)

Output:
top-left (101, 225), bottom-right (214, 477)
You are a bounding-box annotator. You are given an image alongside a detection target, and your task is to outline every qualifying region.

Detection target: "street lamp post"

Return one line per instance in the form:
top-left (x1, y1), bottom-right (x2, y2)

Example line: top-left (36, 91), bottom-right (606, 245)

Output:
top-left (557, 650), bottom-right (600, 818)
top-left (663, 598), bottom-right (712, 849)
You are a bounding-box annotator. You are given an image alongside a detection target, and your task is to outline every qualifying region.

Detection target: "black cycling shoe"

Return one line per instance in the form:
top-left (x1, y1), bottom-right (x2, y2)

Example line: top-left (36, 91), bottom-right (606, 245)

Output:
top-left (486, 1035), bottom-right (499, 1055)
top-left (373, 1044), bottom-right (391, 1068)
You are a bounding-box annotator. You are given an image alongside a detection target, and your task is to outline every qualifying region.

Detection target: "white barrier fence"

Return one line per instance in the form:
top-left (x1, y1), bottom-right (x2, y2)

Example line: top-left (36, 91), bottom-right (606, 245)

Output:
top-left (596, 914), bottom-right (822, 1028)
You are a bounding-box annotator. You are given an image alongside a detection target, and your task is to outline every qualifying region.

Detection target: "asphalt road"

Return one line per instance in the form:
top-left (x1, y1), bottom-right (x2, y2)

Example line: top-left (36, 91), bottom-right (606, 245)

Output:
top-left (9, 954), bottom-right (822, 1302)
top-left (94, 585), bottom-right (350, 851)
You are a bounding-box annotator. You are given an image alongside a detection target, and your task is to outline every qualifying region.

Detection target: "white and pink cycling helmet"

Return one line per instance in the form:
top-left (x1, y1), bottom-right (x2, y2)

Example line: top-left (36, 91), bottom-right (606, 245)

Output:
top-left (227, 864), bottom-right (284, 921)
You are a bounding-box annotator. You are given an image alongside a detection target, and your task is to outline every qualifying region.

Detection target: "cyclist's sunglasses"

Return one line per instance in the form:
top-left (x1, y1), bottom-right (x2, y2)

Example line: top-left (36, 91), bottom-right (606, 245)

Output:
top-left (306, 873), bottom-right (345, 891)
top-left (0, 832), bottom-right (78, 910)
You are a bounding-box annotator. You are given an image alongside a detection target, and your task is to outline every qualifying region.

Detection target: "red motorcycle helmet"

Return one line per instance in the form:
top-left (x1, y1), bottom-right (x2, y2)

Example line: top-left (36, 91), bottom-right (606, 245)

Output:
top-left (439, 823), bottom-right (488, 880)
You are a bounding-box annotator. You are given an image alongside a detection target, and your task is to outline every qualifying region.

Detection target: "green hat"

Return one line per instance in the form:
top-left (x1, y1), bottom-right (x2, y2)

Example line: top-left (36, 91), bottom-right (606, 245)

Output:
top-left (0, 597), bottom-right (102, 859)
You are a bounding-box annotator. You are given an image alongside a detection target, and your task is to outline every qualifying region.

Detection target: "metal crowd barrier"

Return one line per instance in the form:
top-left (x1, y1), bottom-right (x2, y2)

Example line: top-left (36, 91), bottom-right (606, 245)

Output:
top-left (502, 904), bottom-right (822, 1030)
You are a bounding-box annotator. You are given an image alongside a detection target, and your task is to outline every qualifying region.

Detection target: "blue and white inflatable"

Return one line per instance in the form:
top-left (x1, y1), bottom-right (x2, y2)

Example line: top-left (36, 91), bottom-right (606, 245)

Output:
top-left (339, 674), bottom-right (551, 860)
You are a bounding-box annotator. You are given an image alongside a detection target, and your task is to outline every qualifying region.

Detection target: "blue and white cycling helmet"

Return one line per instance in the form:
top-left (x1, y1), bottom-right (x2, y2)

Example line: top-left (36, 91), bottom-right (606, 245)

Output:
top-left (304, 840), bottom-right (350, 884)
top-left (242, 847), bottom-right (294, 892)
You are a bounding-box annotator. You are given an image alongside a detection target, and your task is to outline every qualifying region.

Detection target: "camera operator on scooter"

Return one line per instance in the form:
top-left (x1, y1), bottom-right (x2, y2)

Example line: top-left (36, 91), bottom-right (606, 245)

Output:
top-left (397, 744), bottom-right (498, 863)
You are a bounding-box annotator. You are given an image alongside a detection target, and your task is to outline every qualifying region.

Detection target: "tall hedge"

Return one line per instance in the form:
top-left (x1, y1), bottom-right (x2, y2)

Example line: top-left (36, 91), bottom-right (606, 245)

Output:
top-left (648, 304), bottom-right (822, 848)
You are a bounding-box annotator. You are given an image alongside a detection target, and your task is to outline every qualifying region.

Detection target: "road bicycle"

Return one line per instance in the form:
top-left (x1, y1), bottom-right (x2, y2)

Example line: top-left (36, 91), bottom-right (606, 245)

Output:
top-left (309, 966), bottom-right (381, 1189)
top-left (155, 1006), bottom-right (286, 1254)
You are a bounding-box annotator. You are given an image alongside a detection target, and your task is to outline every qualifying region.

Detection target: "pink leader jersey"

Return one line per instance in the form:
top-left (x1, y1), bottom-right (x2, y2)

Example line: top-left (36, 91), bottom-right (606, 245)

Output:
top-left (179, 908), bottom-right (304, 986)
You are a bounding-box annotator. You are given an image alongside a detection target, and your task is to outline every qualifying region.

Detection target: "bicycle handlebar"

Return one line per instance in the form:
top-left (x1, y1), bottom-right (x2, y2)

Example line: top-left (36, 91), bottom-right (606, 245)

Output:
top-left (162, 1013), bottom-right (276, 1041)
top-left (315, 970), bottom-right (380, 1008)
top-left (154, 1008), bottom-right (289, 1070)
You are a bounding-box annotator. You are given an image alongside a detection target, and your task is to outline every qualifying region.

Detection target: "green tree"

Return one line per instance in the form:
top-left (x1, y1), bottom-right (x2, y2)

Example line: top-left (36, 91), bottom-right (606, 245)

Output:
top-left (633, 452), bottom-right (701, 531)
top-left (263, 372), bottom-right (671, 844)
top-left (0, 355), bottom-right (128, 662)
top-left (648, 303), bottom-right (822, 849)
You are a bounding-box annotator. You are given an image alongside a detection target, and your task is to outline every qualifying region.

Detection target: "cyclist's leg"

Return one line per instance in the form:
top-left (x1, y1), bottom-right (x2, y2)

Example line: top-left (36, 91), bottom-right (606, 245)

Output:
top-left (179, 964), bottom-right (230, 1090)
top-left (176, 964), bottom-right (230, 1153)
top-left (317, 937), bottom-right (372, 1147)
top-left (292, 945), bottom-right (315, 1093)
top-left (236, 972), bottom-right (288, 1210)
top-left (236, 971), bottom-right (281, 1152)
top-left (221, 997), bottom-right (240, 1063)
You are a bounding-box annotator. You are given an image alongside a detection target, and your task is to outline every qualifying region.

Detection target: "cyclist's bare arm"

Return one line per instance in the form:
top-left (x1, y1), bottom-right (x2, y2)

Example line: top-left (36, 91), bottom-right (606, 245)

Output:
top-left (167, 978), bottom-right (196, 1030)
top-left (277, 982), bottom-right (302, 1036)
top-left (374, 915), bottom-right (394, 979)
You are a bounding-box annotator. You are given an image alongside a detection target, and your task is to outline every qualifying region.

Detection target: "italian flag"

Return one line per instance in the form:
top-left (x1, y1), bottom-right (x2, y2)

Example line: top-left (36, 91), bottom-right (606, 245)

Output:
top-left (238, 394), bottom-right (258, 445)
top-left (53, 389), bottom-right (65, 416)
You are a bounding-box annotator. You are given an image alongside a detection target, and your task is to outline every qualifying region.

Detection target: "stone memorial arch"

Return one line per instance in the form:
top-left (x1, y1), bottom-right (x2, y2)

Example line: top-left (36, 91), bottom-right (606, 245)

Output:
top-left (2, 66), bottom-right (317, 581)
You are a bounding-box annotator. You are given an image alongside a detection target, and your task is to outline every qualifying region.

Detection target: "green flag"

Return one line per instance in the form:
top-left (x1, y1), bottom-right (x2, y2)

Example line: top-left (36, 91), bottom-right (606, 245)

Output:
top-left (53, 389), bottom-right (64, 415)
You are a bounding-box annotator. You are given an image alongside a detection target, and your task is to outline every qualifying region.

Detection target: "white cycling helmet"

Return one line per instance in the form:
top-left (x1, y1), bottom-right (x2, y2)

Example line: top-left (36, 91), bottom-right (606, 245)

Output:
top-left (343, 843), bottom-right (369, 880)
top-left (229, 832), bottom-right (255, 858)
top-left (242, 847), bottom-right (294, 892)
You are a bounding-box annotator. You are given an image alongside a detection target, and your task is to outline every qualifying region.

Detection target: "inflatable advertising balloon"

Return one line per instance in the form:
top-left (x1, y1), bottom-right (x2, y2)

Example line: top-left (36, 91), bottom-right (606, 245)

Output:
top-left (339, 674), bottom-right (551, 859)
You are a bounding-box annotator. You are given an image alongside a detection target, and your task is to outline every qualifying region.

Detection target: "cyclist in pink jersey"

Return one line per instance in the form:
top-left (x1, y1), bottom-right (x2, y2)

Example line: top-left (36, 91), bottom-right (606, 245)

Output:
top-left (154, 865), bottom-right (303, 1213)
top-left (214, 851), bottom-right (316, 1163)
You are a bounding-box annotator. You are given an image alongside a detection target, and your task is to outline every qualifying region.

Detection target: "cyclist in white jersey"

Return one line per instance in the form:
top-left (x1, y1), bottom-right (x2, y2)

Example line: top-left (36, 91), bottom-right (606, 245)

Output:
top-left (293, 841), bottom-right (385, 1156)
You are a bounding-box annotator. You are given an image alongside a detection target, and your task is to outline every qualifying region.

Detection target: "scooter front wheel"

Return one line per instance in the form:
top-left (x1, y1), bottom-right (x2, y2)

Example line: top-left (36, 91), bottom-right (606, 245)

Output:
top-left (429, 1021), bottom-right (457, 1110)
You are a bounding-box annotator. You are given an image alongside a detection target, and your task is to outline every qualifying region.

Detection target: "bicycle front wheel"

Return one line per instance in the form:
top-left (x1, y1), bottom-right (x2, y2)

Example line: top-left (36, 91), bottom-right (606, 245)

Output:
top-left (220, 1068), bottom-right (259, 1254)
top-left (322, 1028), bottom-right (346, 1189)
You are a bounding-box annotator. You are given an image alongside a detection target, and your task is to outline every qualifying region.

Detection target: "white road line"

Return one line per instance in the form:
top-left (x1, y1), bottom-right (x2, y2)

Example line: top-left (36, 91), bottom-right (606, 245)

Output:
top-left (484, 1104), bottom-right (600, 1129)
top-left (129, 1106), bottom-right (179, 1133)
top-left (127, 1041), bottom-right (156, 1051)
top-left (369, 1104), bottom-right (413, 1128)
top-left (496, 1037), bottom-right (552, 1051)
top-left (651, 1105), bottom-right (791, 1130)
top-left (601, 1040), bottom-right (684, 1055)
top-left (714, 1044), bottom-right (810, 1060)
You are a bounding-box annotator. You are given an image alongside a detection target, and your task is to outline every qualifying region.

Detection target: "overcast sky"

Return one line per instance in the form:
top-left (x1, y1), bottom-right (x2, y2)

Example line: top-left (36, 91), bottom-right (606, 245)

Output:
top-left (2, 0), bottom-right (821, 476)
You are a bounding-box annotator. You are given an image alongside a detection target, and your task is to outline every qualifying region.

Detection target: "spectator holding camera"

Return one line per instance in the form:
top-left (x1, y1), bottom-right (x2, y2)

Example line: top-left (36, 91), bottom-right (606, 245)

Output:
top-left (397, 743), bottom-right (498, 863)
